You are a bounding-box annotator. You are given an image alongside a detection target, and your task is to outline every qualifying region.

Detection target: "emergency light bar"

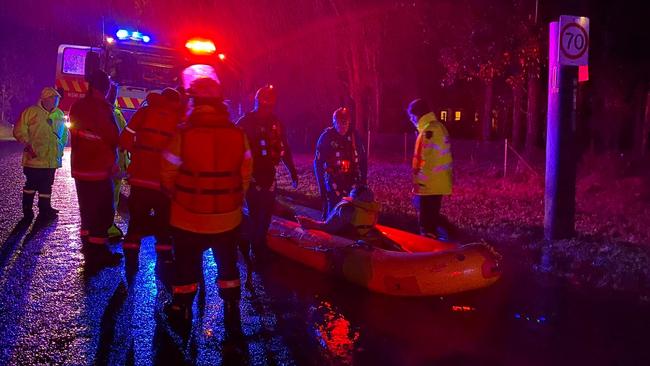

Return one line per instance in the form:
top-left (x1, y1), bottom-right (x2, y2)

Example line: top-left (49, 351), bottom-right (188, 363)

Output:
top-left (185, 38), bottom-right (216, 55)
top-left (115, 29), bottom-right (151, 43)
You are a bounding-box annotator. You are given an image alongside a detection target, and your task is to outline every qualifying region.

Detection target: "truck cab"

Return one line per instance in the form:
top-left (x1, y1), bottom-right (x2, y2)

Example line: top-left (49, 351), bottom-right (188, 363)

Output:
top-left (55, 30), bottom-right (221, 120)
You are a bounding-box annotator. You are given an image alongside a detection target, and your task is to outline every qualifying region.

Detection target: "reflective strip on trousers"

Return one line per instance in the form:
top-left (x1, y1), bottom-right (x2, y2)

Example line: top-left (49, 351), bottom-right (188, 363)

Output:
top-left (38, 193), bottom-right (51, 198)
top-left (217, 279), bottom-right (241, 289)
top-left (87, 236), bottom-right (108, 245)
top-left (122, 241), bottom-right (140, 250)
top-left (80, 229), bottom-right (89, 236)
top-left (155, 243), bottom-right (173, 251)
top-left (23, 189), bottom-right (36, 194)
top-left (173, 283), bottom-right (198, 294)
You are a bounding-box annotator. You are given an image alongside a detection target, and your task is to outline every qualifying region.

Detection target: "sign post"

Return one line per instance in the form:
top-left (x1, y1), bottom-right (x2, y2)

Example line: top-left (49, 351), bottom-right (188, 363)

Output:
top-left (544, 16), bottom-right (589, 241)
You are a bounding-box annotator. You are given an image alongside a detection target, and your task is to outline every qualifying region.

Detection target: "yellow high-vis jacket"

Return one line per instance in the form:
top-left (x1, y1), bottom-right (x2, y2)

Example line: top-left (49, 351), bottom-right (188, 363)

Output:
top-left (412, 112), bottom-right (452, 195)
top-left (14, 104), bottom-right (68, 169)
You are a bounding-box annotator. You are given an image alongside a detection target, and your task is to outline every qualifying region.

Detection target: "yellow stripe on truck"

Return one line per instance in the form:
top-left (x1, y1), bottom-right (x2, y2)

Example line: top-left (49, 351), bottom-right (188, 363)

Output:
top-left (123, 98), bottom-right (135, 109)
top-left (71, 80), bottom-right (82, 93)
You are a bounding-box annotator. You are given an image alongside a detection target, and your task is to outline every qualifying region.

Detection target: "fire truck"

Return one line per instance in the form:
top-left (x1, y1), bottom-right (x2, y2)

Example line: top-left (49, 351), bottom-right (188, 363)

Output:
top-left (55, 28), bottom-right (225, 120)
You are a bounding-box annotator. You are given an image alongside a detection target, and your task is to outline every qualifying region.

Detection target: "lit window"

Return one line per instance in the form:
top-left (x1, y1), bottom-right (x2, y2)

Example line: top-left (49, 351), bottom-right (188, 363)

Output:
top-left (440, 111), bottom-right (447, 121)
top-left (454, 111), bottom-right (461, 121)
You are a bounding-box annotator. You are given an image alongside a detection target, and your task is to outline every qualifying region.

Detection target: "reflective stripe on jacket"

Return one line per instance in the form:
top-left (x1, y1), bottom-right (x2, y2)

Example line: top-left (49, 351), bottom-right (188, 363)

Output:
top-left (161, 104), bottom-right (252, 234)
top-left (13, 104), bottom-right (66, 168)
top-left (69, 93), bottom-right (119, 181)
top-left (412, 112), bottom-right (452, 195)
top-left (121, 93), bottom-right (180, 190)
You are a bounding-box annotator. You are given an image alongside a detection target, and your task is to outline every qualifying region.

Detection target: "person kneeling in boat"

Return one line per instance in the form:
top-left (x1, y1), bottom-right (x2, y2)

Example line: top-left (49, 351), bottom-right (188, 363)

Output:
top-left (296, 185), bottom-right (402, 251)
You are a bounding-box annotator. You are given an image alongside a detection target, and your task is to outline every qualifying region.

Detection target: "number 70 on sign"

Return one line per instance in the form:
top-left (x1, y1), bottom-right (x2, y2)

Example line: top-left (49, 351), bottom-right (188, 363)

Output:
top-left (558, 15), bottom-right (589, 66)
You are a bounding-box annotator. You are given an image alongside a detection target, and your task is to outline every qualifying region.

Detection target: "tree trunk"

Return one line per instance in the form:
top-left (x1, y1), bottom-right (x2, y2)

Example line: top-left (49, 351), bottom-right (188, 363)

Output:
top-left (511, 84), bottom-right (525, 150)
top-left (639, 91), bottom-right (650, 156)
top-left (526, 76), bottom-right (541, 154)
top-left (634, 88), bottom-right (649, 156)
top-left (481, 80), bottom-right (493, 141)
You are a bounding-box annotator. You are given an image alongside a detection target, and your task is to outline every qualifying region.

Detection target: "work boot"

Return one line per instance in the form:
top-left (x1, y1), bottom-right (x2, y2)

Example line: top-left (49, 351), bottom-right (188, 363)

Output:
top-left (163, 295), bottom-right (194, 338)
top-left (223, 299), bottom-right (243, 340)
top-left (435, 226), bottom-right (449, 242)
top-left (21, 191), bottom-right (35, 222)
top-left (37, 195), bottom-right (58, 220)
top-left (81, 239), bottom-right (123, 268)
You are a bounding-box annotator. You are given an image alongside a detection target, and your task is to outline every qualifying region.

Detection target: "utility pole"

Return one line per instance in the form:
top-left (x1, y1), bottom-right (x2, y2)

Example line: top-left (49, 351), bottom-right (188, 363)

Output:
top-left (544, 16), bottom-right (589, 240)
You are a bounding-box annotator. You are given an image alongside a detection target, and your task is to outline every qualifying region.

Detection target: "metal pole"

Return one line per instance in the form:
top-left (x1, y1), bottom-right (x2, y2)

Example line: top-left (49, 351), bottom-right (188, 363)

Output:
top-left (367, 129), bottom-right (371, 160)
top-left (503, 138), bottom-right (508, 178)
top-left (404, 132), bottom-right (408, 162)
top-left (544, 21), bottom-right (578, 240)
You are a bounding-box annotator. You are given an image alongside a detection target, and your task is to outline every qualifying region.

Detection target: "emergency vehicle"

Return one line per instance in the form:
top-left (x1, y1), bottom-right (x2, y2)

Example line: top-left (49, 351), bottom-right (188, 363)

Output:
top-left (55, 28), bottom-right (224, 120)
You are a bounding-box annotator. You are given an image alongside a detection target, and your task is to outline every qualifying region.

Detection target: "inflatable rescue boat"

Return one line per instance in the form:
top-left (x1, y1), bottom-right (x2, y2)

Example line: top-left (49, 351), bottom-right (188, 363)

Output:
top-left (266, 214), bottom-right (502, 297)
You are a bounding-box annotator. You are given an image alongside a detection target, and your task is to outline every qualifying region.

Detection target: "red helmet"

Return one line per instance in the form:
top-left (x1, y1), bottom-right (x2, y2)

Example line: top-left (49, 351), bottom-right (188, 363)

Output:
top-left (254, 85), bottom-right (277, 107)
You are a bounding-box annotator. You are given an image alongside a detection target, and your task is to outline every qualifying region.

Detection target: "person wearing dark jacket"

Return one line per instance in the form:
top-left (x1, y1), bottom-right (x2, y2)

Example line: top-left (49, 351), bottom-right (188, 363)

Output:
top-left (237, 85), bottom-right (298, 257)
top-left (314, 107), bottom-right (367, 219)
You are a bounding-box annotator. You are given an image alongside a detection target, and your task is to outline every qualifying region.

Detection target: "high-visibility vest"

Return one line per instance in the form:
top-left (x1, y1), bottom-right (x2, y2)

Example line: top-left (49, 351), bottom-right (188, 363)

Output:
top-left (13, 105), bottom-right (67, 169)
top-left (332, 197), bottom-right (380, 236)
top-left (174, 123), bottom-right (246, 215)
top-left (412, 112), bottom-right (453, 195)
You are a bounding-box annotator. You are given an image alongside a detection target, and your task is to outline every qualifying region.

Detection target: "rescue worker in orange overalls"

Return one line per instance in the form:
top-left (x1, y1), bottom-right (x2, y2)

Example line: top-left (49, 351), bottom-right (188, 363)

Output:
top-left (160, 77), bottom-right (252, 336)
top-left (237, 85), bottom-right (298, 258)
top-left (120, 88), bottom-right (182, 267)
top-left (407, 98), bottom-right (453, 241)
top-left (314, 107), bottom-right (367, 219)
top-left (13, 87), bottom-right (68, 223)
top-left (68, 70), bottom-right (122, 265)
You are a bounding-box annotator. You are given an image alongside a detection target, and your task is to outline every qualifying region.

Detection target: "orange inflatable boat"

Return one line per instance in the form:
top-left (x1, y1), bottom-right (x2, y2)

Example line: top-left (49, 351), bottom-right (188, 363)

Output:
top-left (267, 216), bottom-right (502, 297)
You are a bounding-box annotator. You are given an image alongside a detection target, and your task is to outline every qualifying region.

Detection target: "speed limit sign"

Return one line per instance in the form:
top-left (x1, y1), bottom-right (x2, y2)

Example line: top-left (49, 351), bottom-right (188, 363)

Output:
top-left (558, 15), bottom-right (589, 66)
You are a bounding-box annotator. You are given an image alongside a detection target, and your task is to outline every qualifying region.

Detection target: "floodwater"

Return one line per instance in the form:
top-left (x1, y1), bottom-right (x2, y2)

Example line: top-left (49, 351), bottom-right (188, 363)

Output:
top-left (0, 142), bottom-right (648, 366)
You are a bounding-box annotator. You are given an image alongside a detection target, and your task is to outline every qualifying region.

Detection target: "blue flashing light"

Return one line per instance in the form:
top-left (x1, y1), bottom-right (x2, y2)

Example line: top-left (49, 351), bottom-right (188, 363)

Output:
top-left (131, 31), bottom-right (141, 39)
top-left (142, 35), bottom-right (151, 43)
top-left (116, 29), bottom-right (129, 39)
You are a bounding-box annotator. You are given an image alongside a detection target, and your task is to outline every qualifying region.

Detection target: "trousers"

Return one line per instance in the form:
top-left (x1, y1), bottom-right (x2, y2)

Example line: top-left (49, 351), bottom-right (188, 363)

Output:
top-left (125, 186), bottom-right (171, 248)
top-left (414, 194), bottom-right (443, 235)
top-left (75, 179), bottom-right (114, 240)
top-left (171, 226), bottom-right (241, 301)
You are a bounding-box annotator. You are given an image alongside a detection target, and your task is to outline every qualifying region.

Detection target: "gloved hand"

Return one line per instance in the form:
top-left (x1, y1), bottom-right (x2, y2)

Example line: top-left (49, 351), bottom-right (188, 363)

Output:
top-left (25, 144), bottom-right (37, 158)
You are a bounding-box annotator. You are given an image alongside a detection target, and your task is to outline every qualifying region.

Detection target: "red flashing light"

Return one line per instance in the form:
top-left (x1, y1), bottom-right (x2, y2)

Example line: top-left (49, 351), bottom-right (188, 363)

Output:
top-left (106, 37), bottom-right (115, 44)
top-left (218, 53), bottom-right (226, 61)
top-left (185, 38), bottom-right (216, 55)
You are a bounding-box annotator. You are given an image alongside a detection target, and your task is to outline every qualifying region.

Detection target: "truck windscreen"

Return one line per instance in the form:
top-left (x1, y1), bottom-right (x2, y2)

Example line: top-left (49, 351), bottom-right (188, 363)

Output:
top-left (108, 48), bottom-right (182, 89)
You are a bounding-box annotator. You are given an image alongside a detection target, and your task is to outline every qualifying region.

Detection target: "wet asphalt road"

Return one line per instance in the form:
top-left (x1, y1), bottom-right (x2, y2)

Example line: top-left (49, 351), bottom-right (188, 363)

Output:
top-left (1, 141), bottom-right (649, 366)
